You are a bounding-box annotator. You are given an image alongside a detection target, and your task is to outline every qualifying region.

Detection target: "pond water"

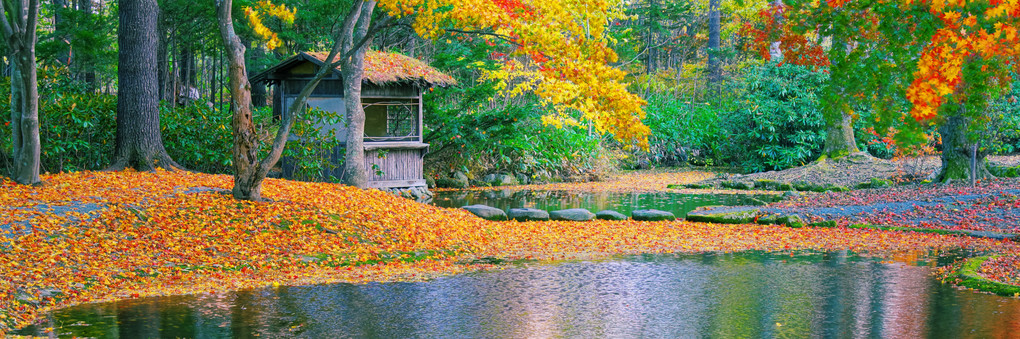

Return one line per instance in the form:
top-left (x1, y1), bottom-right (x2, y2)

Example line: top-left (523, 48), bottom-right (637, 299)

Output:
top-left (17, 252), bottom-right (1020, 338)
top-left (431, 190), bottom-right (781, 218)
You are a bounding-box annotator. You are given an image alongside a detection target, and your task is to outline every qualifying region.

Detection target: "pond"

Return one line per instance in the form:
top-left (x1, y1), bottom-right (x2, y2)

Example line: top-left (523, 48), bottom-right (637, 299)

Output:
top-left (16, 252), bottom-right (1020, 338)
top-left (431, 190), bottom-right (781, 218)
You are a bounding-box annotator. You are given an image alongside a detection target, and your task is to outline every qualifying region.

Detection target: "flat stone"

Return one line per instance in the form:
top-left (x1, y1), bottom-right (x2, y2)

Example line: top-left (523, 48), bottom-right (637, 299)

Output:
top-left (632, 209), bottom-right (676, 221)
top-left (508, 208), bottom-right (550, 222)
top-left (550, 208), bottom-right (595, 221)
top-left (595, 210), bottom-right (628, 221)
top-left (462, 205), bottom-right (508, 221)
top-left (686, 206), bottom-right (759, 224)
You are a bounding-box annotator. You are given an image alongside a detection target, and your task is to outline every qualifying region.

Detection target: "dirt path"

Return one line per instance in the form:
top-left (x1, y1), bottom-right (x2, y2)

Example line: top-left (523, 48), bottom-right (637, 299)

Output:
top-left (766, 178), bottom-right (1020, 234)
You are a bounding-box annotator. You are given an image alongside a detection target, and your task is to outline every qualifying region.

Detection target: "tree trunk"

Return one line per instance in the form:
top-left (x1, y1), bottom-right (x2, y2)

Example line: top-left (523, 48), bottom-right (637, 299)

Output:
top-left (644, 0), bottom-right (657, 75)
top-left (157, 12), bottom-right (169, 102)
top-left (217, 0), bottom-right (361, 199)
top-left (177, 45), bottom-right (197, 104)
top-left (108, 0), bottom-right (181, 171)
top-left (341, 1), bottom-right (376, 189)
top-left (768, 0), bottom-right (783, 61)
top-left (937, 108), bottom-right (992, 182)
top-left (3, 0), bottom-right (42, 185)
top-left (218, 0), bottom-right (262, 200)
top-left (821, 109), bottom-right (859, 159)
top-left (707, 0), bottom-right (721, 84)
top-left (53, 0), bottom-right (72, 66)
top-left (76, 0), bottom-right (95, 91)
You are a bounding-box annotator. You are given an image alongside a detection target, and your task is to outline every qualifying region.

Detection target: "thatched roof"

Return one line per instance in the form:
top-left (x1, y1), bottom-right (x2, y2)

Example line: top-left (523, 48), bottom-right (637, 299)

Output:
top-left (252, 51), bottom-right (457, 87)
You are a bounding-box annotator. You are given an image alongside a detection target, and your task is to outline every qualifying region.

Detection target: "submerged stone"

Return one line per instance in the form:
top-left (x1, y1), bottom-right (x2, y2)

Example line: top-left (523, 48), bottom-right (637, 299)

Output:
top-left (595, 210), bottom-right (629, 221)
top-left (686, 206), bottom-right (759, 224)
top-left (462, 205), bottom-right (508, 221)
top-left (508, 208), bottom-right (550, 222)
top-left (483, 173), bottom-right (519, 186)
top-left (632, 209), bottom-right (676, 221)
top-left (550, 208), bottom-right (595, 221)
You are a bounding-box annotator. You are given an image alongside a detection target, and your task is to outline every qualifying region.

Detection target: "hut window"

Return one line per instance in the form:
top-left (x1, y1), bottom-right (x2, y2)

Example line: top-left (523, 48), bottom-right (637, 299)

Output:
top-left (363, 99), bottom-right (419, 142)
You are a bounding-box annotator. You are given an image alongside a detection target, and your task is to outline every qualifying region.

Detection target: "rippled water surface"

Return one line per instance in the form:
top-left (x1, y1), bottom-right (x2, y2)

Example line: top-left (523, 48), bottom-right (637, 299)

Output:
top-left (19, 252), bottom-right (1020, 338)
top-left (431, 190), bottom-right (780, 218)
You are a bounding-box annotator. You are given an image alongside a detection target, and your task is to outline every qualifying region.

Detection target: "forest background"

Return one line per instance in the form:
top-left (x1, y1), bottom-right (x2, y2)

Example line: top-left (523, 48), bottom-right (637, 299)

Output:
top-left (2, 0), bottom-right (1019, 185)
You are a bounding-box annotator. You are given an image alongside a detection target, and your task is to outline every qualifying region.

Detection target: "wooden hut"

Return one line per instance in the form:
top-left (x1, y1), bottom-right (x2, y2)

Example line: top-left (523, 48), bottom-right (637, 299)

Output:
top-left (251, 51), bottom-right (456, 190)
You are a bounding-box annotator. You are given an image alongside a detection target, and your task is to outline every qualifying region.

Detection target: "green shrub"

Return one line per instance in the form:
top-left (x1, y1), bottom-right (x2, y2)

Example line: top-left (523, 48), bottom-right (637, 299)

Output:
top-left (987, 77), bottom-right (1020, 155)
top-left (1, 68), bottom-right (117, 174)
top-left (160, 103), bottom-right (236, 174)
top-left (642, 93), bottom-right (725, 165)
top-left (424, 91), bottom-right (611, 182)
top-left (720, 63), bottom-right (828, 173)
top-left (1, 68), bottom-right (338, 177)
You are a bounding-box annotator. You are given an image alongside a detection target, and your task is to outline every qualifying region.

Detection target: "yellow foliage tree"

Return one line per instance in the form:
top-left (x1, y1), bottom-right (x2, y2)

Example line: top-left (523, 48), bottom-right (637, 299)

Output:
top-left (218, 0), bottom-right (649, 199)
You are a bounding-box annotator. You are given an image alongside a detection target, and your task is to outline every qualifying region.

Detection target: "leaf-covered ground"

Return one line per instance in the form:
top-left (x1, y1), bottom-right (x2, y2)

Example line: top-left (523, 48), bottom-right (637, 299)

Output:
top-left (1, 170), bottom-right (1018, 335)
top-left (769, 178), bottom-right (1020, 233)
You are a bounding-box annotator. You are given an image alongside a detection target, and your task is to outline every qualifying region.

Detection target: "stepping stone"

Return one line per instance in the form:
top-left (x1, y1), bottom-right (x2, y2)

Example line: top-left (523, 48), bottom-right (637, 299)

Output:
top-left (595, 210), bottom-right (628, 221)
top-left (462, 205), bottom-right (508, 221)
top-left (632, 209), bottom-right (676, 221)
top-left (686, 206), bottom-right (760, 224)
top-left (550, 208), bottom-right (595, 221)
top-left (508, 208), bottom-right (550, 222)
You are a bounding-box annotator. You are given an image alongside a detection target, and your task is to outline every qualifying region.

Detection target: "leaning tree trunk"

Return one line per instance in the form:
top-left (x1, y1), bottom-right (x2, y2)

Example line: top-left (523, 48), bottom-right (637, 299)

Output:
top-left (3, 0), bottom-right (42, 185)
top-left (937, 107), bottom-right (992, 182)
top-left (220, 21), bottom-right (262, 199)
top-left (108, 0), bottom-right (182, 171)
top-left (217, 0), bottom-right (356, 200)
top-left (341, 1), bottom-right (376, 189)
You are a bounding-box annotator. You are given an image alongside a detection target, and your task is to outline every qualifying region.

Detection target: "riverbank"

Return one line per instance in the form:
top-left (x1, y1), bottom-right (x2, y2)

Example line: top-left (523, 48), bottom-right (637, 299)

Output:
top-left (1, 170), bottom-right (1017, 336)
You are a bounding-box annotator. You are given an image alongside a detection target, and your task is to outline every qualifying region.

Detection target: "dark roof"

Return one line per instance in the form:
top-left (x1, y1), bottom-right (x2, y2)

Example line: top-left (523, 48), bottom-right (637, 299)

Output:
top-left (251, 51), bottom-right (457, 86)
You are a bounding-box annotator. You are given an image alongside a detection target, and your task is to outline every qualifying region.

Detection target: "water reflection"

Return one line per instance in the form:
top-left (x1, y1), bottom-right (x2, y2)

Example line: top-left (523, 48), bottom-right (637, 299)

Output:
top-left (20, 253), bottom-right (1020, 338)
top-left (431, 190), bottom-right (781, 218)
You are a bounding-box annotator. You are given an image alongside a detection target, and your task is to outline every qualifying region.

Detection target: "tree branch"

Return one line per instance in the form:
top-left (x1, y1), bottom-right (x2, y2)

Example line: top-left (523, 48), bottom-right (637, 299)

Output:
top-left (443, 28), bottom-right (520, 46)
top-left (0, 0), bottom-right (14, 40)
top-left (24, 0), bottom-right (35, 44)
top-left (253, 4), bottom-right (358, 179)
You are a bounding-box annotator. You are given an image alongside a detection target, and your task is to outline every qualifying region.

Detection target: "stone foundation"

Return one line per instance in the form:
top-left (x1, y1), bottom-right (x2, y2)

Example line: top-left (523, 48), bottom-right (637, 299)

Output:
top-left (379, 185), bottom-right (433, 203)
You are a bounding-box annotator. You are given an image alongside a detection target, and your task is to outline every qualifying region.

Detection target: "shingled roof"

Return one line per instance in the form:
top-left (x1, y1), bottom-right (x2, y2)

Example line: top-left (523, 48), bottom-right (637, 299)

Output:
top-left (251, 51), bottom-right (457, 87)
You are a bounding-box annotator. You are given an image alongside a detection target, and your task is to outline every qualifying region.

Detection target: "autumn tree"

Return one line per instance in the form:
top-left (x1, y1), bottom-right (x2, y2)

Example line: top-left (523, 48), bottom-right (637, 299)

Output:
top-left (904, 0), bottom-right (1019, 181)
top-left (743, 1), bottom-right (866, 161)
top-left (217, 0), bottom-right (307, 200)
top-left (108, 0), bottom-right (183, 171)
top-left (792, 0), bottom-right (1020, 181)
top-left (1, 0), bottom-right (42, 185)
top-left (218, 0), bottom-right (649, 200)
